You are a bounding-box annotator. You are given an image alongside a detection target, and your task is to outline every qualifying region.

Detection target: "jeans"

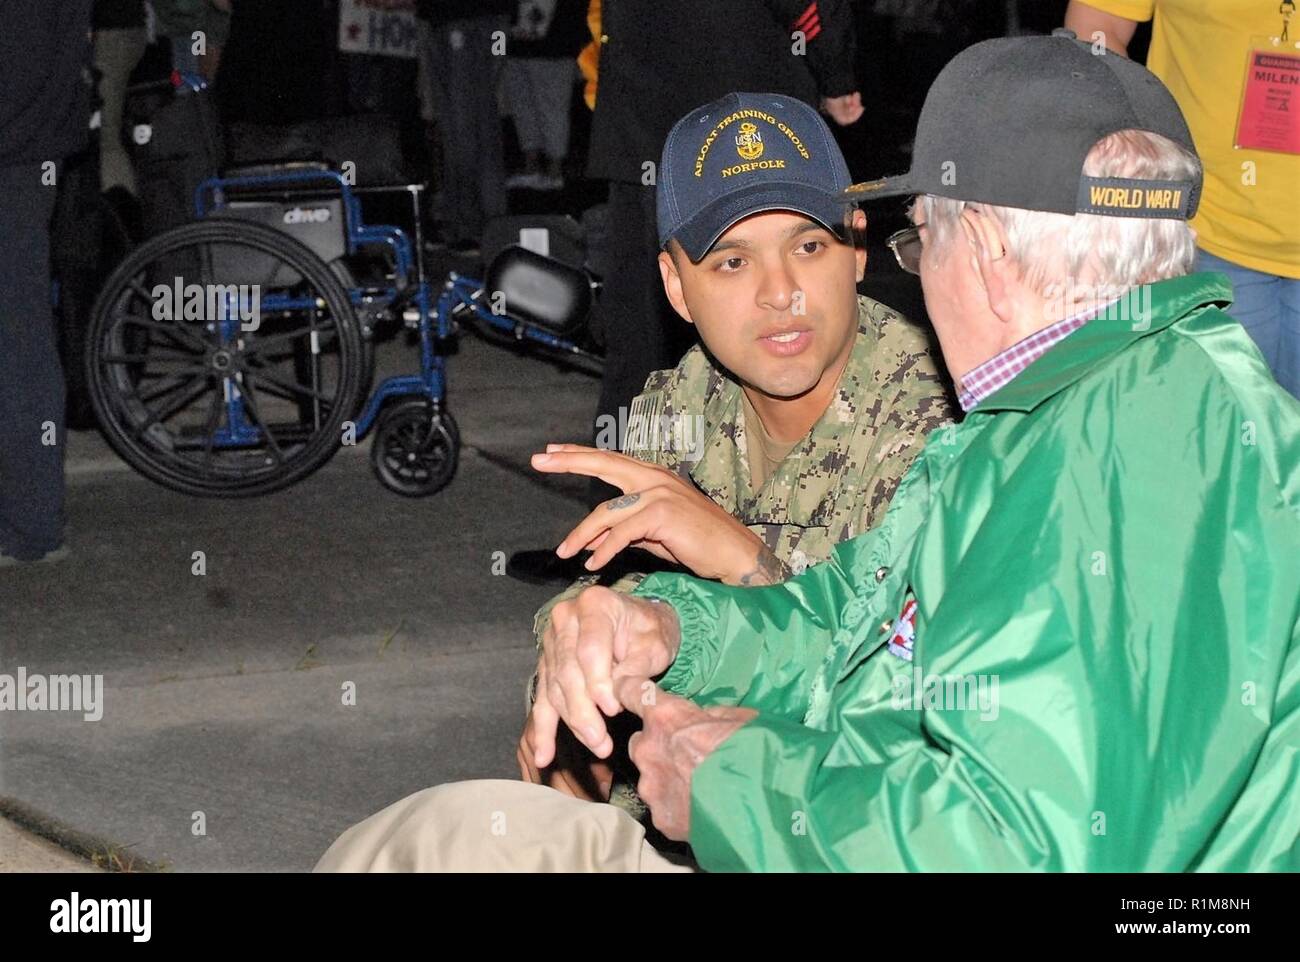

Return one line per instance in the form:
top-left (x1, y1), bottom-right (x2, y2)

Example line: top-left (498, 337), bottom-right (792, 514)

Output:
top-left (503, 58), bottom-right (577, 161)
top-left (1195, 248), bottom-right (1300, 399)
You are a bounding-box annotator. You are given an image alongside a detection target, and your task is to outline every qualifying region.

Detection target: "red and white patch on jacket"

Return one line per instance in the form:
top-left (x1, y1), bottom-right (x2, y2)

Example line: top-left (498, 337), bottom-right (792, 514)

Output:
top-left (886, 598), bottom-right (917, 662)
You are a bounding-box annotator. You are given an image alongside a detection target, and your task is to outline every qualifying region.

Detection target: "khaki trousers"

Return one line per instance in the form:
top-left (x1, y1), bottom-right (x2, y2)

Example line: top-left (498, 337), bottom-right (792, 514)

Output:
top-left (314, 780), bottom-right (697, 873)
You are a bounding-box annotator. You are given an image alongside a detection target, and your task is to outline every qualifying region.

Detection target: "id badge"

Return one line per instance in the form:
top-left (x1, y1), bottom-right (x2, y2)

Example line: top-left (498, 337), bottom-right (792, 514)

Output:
top-left (1234, 36), bottom-right (1300, 154)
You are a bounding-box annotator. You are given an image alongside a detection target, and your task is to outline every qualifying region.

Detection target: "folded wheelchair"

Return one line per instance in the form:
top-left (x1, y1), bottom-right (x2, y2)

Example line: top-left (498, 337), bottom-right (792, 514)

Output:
top-left (87, 93), bottom-right (601, 499)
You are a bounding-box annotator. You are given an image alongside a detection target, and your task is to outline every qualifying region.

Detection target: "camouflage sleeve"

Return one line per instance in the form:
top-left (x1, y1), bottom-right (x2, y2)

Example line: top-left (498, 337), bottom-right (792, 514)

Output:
top-left (859, 301), bottom-right (957, 525)
top-left (621, 344), bottom-right (716, 480)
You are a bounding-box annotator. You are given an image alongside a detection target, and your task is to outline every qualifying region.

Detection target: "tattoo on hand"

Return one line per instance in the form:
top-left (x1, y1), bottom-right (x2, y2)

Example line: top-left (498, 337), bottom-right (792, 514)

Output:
top-left (737, 546), bottom-right (793, 586)
top-left (606, 493), bottom-right (641, 511)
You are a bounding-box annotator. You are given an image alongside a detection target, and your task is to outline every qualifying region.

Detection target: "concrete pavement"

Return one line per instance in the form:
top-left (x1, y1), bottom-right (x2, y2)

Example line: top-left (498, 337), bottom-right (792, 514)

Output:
top-left (0, 332), bottom-right (600, 871)
top-left (0, 816), bottom-right (102, 872)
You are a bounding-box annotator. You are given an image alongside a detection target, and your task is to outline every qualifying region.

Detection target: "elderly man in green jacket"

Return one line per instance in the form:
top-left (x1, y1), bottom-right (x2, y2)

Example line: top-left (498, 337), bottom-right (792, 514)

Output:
top-left (316, 33), bottom-right (1300, 872)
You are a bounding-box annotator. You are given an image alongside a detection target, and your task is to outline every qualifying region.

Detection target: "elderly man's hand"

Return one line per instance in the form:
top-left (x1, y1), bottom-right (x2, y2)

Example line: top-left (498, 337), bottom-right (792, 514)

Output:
top-left (532, 444), bottom-right (787, 586)
top-left (530, 586), bottom-right (681, 767)
top-left (614, 676), bottom-right (757, 842)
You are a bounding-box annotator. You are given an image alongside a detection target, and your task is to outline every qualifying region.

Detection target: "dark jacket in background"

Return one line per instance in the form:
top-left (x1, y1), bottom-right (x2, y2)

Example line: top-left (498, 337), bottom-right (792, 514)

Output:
top-left (215, 0), bottom-right (342, 125)
top-left (510, 0), bottom-right (590, 59)
top-left (417, 0), bottom-right (513, 27)
top-left (588, 0), bottom-right (857, 184)
top-left (93, 0), bottom-right (146, 30)
top-left (0, 0), bottom-right (95, 166)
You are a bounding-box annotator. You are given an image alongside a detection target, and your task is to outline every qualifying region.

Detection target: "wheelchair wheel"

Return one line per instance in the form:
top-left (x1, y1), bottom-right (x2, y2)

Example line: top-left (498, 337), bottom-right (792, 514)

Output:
top-left (369, 398), bottom-right (459, 497)
top-left (86, 219), bottom-right (365, 497)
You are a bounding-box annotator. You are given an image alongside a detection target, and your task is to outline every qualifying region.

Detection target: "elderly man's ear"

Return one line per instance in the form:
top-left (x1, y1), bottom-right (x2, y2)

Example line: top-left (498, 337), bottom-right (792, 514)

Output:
top-left (960, 208), bottom-right (1018, 324)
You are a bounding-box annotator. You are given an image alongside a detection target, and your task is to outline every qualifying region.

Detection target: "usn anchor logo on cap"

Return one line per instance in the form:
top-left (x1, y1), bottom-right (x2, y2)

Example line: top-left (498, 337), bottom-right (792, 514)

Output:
top-left (735, 121), bottom-right (764, 161)
top-left (657, 92), bottom-right (853, 263)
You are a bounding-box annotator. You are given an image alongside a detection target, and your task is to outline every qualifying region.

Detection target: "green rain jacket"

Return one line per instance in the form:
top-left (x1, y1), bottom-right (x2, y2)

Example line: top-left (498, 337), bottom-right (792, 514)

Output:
top-left (633, 273), bottom-right (1300, 872)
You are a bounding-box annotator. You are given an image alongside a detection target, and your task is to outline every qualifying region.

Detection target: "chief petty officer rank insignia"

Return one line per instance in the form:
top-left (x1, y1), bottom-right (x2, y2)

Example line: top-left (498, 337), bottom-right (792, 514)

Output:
top-left (736, 122), bottom-right (764, 160)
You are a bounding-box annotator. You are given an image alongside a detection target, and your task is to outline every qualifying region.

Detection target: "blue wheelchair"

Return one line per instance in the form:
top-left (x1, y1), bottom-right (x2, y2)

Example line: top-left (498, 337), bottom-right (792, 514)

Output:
top-left (87, 159), bottom-right (601, 498)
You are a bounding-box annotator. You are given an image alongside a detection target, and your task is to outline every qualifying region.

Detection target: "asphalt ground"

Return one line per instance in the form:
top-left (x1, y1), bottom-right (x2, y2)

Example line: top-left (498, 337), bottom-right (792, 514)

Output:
top-left (0, 330), bottom-right (600, 871)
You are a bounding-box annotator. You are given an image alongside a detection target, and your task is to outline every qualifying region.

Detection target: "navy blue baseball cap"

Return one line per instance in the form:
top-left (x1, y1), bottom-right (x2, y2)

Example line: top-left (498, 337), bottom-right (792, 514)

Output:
top-left (657, 92), bottom-right (853, 263)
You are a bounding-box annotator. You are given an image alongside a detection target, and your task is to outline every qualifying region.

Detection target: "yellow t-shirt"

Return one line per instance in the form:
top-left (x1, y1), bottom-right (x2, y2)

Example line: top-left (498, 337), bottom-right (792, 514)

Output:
top-left (1085, 0), bottom-right (1300, 277)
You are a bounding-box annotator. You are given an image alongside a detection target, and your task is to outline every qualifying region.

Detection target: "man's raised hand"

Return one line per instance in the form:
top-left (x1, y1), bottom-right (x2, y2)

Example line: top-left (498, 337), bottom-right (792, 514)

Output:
top-left (531, 444), bottom-right (785, 585)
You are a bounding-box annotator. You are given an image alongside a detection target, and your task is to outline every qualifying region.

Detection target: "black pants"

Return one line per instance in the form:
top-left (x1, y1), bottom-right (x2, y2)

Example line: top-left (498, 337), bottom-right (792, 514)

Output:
top-left (428, 17), bottom-right (508, 242)
top-left (0, 162), bottom-right (65, 559)
top-left (589, 181), bottom-right (694, 505)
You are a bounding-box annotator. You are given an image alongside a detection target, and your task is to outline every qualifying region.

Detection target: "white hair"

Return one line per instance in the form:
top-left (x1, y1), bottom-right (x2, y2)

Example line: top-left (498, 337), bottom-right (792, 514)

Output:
top-left (918, 129), bottom-right (1201, 297)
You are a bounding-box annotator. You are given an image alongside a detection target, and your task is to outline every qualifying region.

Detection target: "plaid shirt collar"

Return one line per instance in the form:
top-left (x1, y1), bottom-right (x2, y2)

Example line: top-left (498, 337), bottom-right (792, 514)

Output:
top-left (957, 303), bottom-right (1111, 412)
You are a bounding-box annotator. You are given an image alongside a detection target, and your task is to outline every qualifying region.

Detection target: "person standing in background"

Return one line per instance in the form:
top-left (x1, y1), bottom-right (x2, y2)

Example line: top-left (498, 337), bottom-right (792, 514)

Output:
top-left (1066, 1), bottom-right (1300, 398)
top-left (92, 0), bottom-right (147, 203)
top-left (151, 0), bottom-right (232, 81)
top-left (584, 1), bottom-right (863, 507)
top-left (0, 0), bottom-right (94, 566)
top-left (503, 0), bottom-right (588, 191)
top-left (417, 0), bottom-right (514, 255)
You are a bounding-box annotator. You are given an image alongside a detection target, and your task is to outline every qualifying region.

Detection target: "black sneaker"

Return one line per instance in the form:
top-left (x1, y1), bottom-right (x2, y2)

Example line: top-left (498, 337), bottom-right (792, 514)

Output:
top-left (505, 548), bottom-right (591, 586)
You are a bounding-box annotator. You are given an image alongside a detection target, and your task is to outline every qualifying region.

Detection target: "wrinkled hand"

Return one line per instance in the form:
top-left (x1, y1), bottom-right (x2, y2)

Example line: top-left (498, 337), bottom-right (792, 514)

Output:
top-left (532, 444), bottom-right (778, 585)
top-left (820, 92), bottom-right (864, 126)
top-left (615, 676), bottom-right (757, 842)
top-left (530, 586), bottom-right (681, 767)
top-left (517, 709), bottom-right (615, 802)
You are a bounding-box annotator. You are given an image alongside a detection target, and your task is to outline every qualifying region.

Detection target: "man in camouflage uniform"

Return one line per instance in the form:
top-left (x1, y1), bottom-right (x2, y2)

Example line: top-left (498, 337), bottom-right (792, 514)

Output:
top-left (517, 92), bottom-right (954, 809)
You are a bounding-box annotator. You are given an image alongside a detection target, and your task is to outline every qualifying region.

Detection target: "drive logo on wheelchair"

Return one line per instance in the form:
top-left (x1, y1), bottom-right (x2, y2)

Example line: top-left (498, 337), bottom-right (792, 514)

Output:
top-left (282, 206), bottom-right (332, 226)
top-left (150, 276), bottom-right (262, 333)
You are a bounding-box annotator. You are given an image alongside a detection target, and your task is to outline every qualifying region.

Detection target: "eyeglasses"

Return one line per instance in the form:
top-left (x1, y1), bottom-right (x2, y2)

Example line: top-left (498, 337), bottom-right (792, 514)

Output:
top-left (886, 225), bottom-right (924, 276)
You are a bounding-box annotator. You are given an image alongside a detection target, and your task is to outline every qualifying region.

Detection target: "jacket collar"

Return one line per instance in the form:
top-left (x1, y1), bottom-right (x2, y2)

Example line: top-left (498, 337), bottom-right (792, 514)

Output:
top-left (975, 273), bottom-right (1233, 414)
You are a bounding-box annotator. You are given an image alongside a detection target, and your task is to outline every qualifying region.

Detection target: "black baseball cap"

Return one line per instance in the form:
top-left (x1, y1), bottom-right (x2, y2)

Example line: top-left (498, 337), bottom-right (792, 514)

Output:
top-left (846, 30), bottom-right (1202, 220)
top-left (657, 92), bottom-right (853, 263)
